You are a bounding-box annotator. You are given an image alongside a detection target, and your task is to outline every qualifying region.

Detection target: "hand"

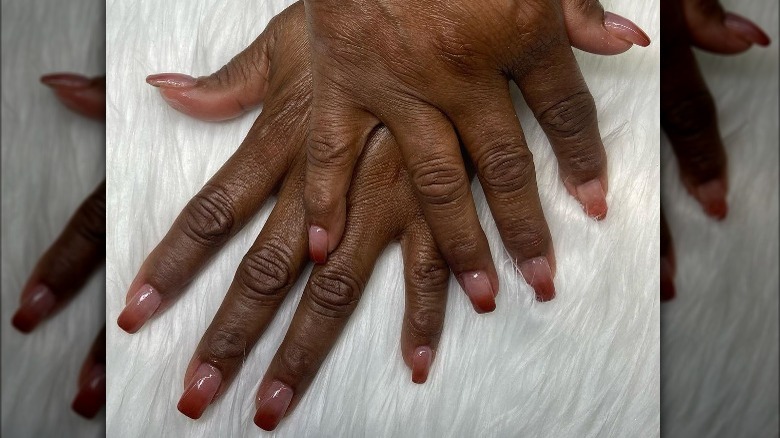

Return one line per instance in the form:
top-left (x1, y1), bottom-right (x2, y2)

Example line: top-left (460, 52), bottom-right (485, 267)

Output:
top-left (660, 0), bottom-right (769, 299)
top-left (302, 0), bottom-right (650, 305)
top-left (121, 3), bottom-right (449, 430)
top-left (11, 73), bottom-right (106, 418)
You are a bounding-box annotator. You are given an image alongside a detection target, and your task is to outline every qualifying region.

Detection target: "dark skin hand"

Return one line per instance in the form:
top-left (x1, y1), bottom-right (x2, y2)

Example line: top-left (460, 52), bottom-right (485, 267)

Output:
top-left (301, 0), bottom-right (651, 307)
top-left (11, 74), bottom-right (106, 418)
top-left (122, 1), bottom-right (640, 430)
top-left (660, 0), bottom-right (769, 299)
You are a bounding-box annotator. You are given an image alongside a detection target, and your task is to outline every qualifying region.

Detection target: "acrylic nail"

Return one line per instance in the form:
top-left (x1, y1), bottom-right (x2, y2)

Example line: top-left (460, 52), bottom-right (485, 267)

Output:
top-left (146, 73), bottom-right (198, 89)
top-left (177, 363), bottom-right (222, 420)
top-left (603, 12), bottom-right (651, 47)
top-left (40, 73), bottom-right (92, 89)
top-left (309, 225), bottom-right (328, 264)
top-left (411, 346), bottom-right (433, 384)
top-left (12, 285), bottom-right (56, 333)
top-left (660, 257), bottom-right (676, 301)
top-left (724, 13), bottom-right (771, 46)
top-left (695, 179), bottom-right (728, 220)
top-left (117, 284), bottom-right (161, 334)
top-left (575, 179), bottom-right (608, 220)
top-left (71, 363), bottom-right (106, 419)
top-left (254, 380), bottom-right (294, 431)
top-left (459, 271), bottom-right (496, 314)
top-left (519, 257), bottom-right (556, 302)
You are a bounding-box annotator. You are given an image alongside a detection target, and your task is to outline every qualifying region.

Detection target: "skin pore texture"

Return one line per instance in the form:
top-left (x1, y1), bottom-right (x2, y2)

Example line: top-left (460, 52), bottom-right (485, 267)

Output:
top-left (116, 1), bottom-right (652, 430)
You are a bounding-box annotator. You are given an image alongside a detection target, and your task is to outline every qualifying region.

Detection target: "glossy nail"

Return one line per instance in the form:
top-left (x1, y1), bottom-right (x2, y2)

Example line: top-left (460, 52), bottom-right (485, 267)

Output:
top-left (695, 179), bottom-right (728, 220)
top-left (117, 284), bottom-right (161, 334)
top-left (412, 346), bottom-right (433, 384)
top-left (604, 12), bottom-right (651, 47)
top-left (254, 380), bottom-right (294, 431)
top-left (12, 285), bottom-right (56, 333)
top-left (71, 363), bottom-right (106, 419)
top-left (177, 363), bottom-right (221, 420)
top-left (309, 225), bottom-right (328, 264)
top-left (724, 13), bottom-right (771, 46)
top-left (40, 73), bottom-right (92, 89)
top-left (519, 257), bottom-right (556, 302)
top-left (460, 271), bottom-right (496, 314)
top-left (660, 257), bottom-right (676, 301)
top-left (575, 179), bottom-right (608, 220)
top-left (146, 73), bottom-right (197, 89)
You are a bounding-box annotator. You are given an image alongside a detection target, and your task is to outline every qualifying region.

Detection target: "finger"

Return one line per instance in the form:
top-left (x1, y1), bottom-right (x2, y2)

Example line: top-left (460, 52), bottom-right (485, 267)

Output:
top-left (72, 326), bottom-right (106, 419)
top-left (177, 166), bottom-right (308, 420)
top-left (400, 219), bottom-right (449, 384)
top-left (386, 107), bottom-right (499, 313)
top-left (12, 181), bottom-right (105, 333)
top-left (146, 23), bottom-right (276, 122)
top-left (253, 208), bottom-right (391, 431)
top-left (661, 43), bottom-right (728, 220)
top-left (560, 0), bottom-right (651, 55)
top-left (117, 106), bottom-right (304, 334)
top-left (40, 74), bottom-right (105, 120)
top-left (681, 0), bottom-right (770, 54)
top-left (660, 210), bottom-right (676, 301)
top-left (450, 91), bottom-right (556, 302)
top-left (304, 93), bottom-right (376, 264)
top-left (513, 43), bottom-right (609, 221)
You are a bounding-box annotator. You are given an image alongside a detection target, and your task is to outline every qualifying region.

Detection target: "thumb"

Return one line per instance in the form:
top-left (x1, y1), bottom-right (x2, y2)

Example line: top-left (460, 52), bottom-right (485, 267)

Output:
top-left (146, 29), bottom-right (275, 122)
top-left (682, 0), bottom-right (770, 54)
top-left (560, 0), bottom-right (651, 55)
top-left (41, 74), bottom-right (105, 121)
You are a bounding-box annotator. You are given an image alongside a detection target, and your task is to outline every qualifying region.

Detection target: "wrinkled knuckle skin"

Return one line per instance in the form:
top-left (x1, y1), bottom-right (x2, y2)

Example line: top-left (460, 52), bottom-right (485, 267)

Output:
top-left (278, 342), bottom-right (317, 381)
top-left (408, 255), bottom-right (450, 294)
top-left (538, 91), bottom-right (597, 140)
top-left (662, 91), bottom-right (718, 140)
top-left (206, 328), bottom-right (248, 361)
top-left (407, 308), bottom-right (445, 340)
top-left (479, 142), bottom-right (535, 195)
top-left (563, 146), bottom-right (606, 178)
top-left (75, 189), bottom-right (106, 245)
top-left (431, 26), bottom-right (482, 73)
top-left (304, 184), bottom-right (338, 219)
top-left (502, 217), bottom-right (549, 257)
top-left (442, 230), bottom-right (481, 265)
top-left (180, 185), bottom-right (235, 248)
top-left (307, 131), bottom-right (353, 170)
top-left (411, 158), bottom-right (468, 207)
top-left (237, 241), bottom-right (295, 305)
top-left (307, 265), bottom-right (362, 319)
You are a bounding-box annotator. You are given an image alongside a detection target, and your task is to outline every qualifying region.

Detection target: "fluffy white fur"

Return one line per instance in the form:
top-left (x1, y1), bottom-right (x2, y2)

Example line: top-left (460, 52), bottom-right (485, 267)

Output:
top-left (1, 1), bottom-right (106, 437)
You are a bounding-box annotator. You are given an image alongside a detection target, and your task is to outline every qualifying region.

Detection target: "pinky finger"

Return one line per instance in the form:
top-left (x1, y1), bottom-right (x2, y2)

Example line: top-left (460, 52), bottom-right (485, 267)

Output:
top-left (400, 219), bottom-right (450, 384)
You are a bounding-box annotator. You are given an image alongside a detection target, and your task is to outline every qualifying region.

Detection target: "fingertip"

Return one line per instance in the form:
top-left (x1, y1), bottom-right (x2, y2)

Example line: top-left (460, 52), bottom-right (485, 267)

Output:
top-left (603, 11), bottom-right (651, 47)
top-left (724, 13), bottom-right (771, 47)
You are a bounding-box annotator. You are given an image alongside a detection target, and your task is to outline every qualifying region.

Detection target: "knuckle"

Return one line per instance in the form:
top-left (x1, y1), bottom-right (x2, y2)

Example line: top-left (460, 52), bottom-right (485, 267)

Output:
top-left (307, 264), bottom-right (362, 319)
top-left (662, 91), bottom-right (717, 140)
top-left (408, 253), bottom-right (450, 294)
top-left (442, 230), bottom-right (481, 263)
top-left (180, 185), bottom-right (235, 247)
top-left (307, 131), bottom-right (354, 170)
top-left (538, 91), bottom-right (597, 139)
top-left (304, 183), bottom-right (339, 218)
top-left (410, 158), bottom-right (469, 207)
top-left (407, 308), bottom-right (445, 339)
top-left (278, 342), bottom-right (316, 381)
top-left (431, 27), bottom-right (481, 73)
top-left (237, 240), bottom-right (295, 305)
top-left (503, 216), bottom-right (549, 256)
top-left (563, 145), bottom-right (606, 177)
top-left (205, 328), bottom-right (248, 361)
top-left (478, 141), bottom-right (535, 194)
top-left (75, 188), bottom-right (106, 245)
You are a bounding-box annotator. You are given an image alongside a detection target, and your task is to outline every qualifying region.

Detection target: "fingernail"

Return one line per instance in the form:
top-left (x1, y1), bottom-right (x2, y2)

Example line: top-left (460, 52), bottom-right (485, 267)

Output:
top-left (71, 363), bottom-right (106, 419)
top-left (254, 380), bottom-right (294, 431)
top-left (660, 258), bottom-right (676, 301)
top-left (459, 271), bottom-right (496, 314)
top-left (575, 179), bottom-right (608, 220)
top-left (177, 363), bottom-right (221, 420)
top-left (519, 257), bottom-right (556, 302)
top-left (411, 346), bottom-right (433, 384)
top-left (695, 180), bottom-right (728, 220)
top-left (724, 13), bottom-right (771, 46)
top-left (117, 284), bottom-right (161, 334)
top-left (309, 226), bottom-right (328, 264)
top-left (12, 285), bottom-right (56, 333)
top-left (146, 73), bottom-right (198, 88)
top-left (40, 73), bottom-right (92, 89)
top-left (603, 12), bottom-right (651, 47)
